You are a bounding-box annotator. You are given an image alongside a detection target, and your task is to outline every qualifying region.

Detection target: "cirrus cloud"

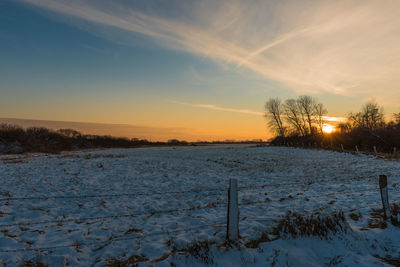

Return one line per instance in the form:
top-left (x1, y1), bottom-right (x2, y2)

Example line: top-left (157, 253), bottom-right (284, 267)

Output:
top-left (20, 0), bottom-right (400, 105)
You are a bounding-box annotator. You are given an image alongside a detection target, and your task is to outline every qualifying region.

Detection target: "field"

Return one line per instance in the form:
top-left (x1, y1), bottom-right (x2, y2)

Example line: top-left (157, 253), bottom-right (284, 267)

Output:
top-left (1, 145), bottom-right (400, 266)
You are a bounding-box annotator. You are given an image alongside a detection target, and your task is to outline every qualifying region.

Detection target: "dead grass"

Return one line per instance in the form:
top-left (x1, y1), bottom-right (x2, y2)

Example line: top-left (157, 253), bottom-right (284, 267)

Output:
top-left (279, 195), bottom-right (294, 202)
top-left (272, 211), bottom-right (346, 239)
top-left (124, 228), bottom-right (142, 235)
top-left (368, 203), bottom-right (400, 229)
top-left (375, 255), bottom-right (400, 266)
top-left (245, 211), bottom-right (347, 248)
top-left (174, 240), bottom-right (215, 264)
top-left (349, 212), bottom-right (362, 221)
top-left (106, 255), bottom-right (149, 267)
top-left (107, 239), bottom-right (216, 266)
top-left (19, 261), bottom-right (48, 267)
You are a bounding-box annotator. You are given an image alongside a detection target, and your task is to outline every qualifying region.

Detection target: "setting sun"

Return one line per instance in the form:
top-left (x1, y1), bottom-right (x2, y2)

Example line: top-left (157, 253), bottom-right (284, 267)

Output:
top-left (322, 124), bottom-right (335, 134)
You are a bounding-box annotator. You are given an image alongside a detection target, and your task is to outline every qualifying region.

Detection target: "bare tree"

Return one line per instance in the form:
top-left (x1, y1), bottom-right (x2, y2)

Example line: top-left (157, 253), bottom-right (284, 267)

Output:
top-left (393, 112), bottom-right (400, 124)
top-left (284, 99), bottom-right (305, 136)
top-left (337, 122), bottom-right (351, 134)
top-left (297, 95), bottom-right (317, 135)
top-left (265, 95), bottom-right (328, 137)
top-left (364, 102), bottom-right (384, 130)
top-left (314, 102), bottom-right (328, 135)
top-left (264, 98), bottom-right (286, 137)
top-left (349, 101), bottom-right (384, 131)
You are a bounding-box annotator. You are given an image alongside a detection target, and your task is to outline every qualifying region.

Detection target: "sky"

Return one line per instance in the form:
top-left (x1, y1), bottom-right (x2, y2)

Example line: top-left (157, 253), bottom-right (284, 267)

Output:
top-left (1, 0), bottom-right (400, 141)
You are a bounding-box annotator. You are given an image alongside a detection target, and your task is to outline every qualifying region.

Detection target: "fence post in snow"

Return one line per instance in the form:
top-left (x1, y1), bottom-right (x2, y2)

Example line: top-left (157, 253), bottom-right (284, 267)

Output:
top-left (355, 145), bottom-right (359, 154)
top-left (341, 144), bottom-right (344, 153)
top-left (379, 175), bottom-right (391, 220)
top-left (226, 178), bottom-right (239, 242)
top-left (373, 146), bottom-right (378, 157)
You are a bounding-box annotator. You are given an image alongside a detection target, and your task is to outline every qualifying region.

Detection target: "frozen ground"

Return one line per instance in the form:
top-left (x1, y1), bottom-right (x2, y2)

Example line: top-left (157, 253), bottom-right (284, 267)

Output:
top-left (1, 145), bottom-right (400, 266)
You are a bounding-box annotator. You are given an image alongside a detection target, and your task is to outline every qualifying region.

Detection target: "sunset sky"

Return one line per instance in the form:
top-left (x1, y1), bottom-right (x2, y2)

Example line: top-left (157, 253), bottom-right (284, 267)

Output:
top-left (1, 0), bottom-right (400, 141)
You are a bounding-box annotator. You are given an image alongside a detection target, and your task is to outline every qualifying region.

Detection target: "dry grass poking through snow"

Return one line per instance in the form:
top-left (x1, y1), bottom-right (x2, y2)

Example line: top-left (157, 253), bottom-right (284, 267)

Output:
top-left (273, 211), bottom-right (347, 239)
top-left (106, 240), bottom-right (217, 266)
top-left (246, 211), bottom-right (347, 248)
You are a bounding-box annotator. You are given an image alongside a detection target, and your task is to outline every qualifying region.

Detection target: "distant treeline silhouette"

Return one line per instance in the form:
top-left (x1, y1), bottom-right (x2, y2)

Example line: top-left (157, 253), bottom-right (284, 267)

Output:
top-left (265, 96), bottom-right (400, 153)
top-left (0, 124), bottom-right (265, 154)
top-left (0, 124), bottom-right (189, 153)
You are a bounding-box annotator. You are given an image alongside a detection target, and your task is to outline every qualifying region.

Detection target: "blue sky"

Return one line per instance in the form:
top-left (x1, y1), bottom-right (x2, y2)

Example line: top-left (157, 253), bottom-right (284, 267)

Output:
top-left (1, 0), bottom-right (399, 140)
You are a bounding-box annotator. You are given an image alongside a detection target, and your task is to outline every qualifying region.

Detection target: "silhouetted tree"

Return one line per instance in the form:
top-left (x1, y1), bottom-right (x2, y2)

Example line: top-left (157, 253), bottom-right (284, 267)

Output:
top-left (314, 102), bottom-right (328, 135)
top-left (284, 99), bottom-right (305, 136)
top-left (297, 95), bottom-right (316, 134)
top-left (394, 112), bottom-right (400, 124)
top-left (337, 122), bottom-right (351, 134)
top-left (349, 101), bottom-right (384, 131)
top-left (264, 98), bottom-right (286, 137)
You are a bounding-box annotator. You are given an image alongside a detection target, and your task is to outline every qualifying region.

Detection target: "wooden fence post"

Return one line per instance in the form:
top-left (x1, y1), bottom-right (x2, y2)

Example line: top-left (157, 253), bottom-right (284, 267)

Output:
top-left (394, 147), bottom-right (397, 158)
top-left (355, 145), bottom-right (359, 154)
top-left (373, 146), bottom-right (378, 156)
top-left (227, 178), bottom-right (239, 241)
top-left (341, 144), bottom-right (344, 153)
top-left (379, 175), bottom-right (391, 220)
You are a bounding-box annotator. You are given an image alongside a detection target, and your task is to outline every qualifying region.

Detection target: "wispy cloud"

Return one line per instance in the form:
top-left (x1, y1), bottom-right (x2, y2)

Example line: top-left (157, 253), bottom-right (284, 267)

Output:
top-left (173, 101), bottom-right (348, 123)
top-left (173, 101), bottom-right (264, 116)
top-left (21, 0), bottom-right (400, 104)
top-left (323, 116), bottom-right (347, 123)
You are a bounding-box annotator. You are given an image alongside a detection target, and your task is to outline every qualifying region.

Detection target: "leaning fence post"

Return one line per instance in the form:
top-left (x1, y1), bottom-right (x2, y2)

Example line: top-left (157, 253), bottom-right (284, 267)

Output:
top-left (379, 175), bottom-right (391, 220)
top-left (355, 145), bottom-right (359, 154)
top-left (341, 144), bottom-right (344, 153)
top-left (373, 146), bottom-right (378, 157)
top-left (227, 178), bottom-right (239, 242)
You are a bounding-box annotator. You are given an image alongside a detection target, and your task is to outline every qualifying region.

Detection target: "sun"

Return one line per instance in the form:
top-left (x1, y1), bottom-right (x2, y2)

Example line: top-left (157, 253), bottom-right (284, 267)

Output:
top-left (322, 124), bottom-right (335, 134)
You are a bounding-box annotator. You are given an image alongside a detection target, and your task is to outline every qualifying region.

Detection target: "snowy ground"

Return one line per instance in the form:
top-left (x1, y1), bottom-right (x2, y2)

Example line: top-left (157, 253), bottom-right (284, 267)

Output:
top-left (1, 145), bottom-right (400, 266)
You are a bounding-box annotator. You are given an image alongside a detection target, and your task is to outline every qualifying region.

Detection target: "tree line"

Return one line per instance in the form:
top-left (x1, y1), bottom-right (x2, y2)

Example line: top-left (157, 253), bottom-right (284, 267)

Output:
top-left (265, 96), bottom-right (400, 153)
top-left (0, 124), bottom-right (189, 154)
top-left (0, 124), bottom-right (266, 154)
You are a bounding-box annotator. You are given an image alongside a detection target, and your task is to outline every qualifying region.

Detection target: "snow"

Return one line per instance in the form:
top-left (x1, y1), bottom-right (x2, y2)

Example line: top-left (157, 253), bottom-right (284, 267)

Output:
top-left (1, 145), bottom-right (400, 266)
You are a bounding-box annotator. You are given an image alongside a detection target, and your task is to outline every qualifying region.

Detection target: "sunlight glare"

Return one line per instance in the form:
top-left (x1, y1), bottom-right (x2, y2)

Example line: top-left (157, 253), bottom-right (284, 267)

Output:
top-left (322, 124), bottom-right (335, 134)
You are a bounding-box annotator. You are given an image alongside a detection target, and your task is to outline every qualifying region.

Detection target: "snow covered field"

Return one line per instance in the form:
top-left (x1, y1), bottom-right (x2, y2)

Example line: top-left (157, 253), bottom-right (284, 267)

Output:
top-left (1, 145), bottom-right (400, 266)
